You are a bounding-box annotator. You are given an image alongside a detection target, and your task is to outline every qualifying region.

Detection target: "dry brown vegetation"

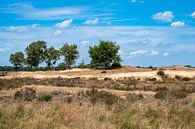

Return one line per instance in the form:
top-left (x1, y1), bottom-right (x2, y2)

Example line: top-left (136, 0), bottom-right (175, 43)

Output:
top-left (0, 66), bottom-right (195, 129)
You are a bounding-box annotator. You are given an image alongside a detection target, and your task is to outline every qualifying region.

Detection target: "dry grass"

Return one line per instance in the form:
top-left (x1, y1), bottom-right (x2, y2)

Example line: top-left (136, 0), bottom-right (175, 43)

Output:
top-left (0, 67), bottom-right (195, 129)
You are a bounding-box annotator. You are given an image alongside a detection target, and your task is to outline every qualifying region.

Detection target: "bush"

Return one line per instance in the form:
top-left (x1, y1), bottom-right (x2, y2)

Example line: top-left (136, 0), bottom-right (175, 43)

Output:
top-left (172, 90), bottom-right (187, 99)
top-left (155, 87), bottom-right (168, 91)
top-left (157, 70), bottom-right (165, 76)
top-left (154, 90), bottom-right (187, 100)
top-left (88, 88), bottom-right (119, 109)
top-left (154, 90), bottom-right (171, 100)
top-left (38, 94), bottom-right (52, 102)
top-left (181, 77), bottom-right (191, 81)
top-left (14, 88), bottom-right (36, 101)
top-left (126, 93), bottom-right (143, 103)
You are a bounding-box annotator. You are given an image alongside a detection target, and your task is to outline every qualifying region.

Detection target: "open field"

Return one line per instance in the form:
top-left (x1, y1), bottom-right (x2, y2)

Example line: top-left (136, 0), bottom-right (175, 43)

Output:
top-left (0, 66), bottom-right (195, 129)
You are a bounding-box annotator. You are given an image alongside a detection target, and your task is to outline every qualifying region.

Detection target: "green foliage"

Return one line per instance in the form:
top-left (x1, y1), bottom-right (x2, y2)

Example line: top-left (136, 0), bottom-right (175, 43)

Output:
top-left (89, 40), bottom-right (121, 69)
top-left (60, 43), bottom-right (79, 69)
top-left (38, 94), bottom-right (52, 102)
top-left (45, 47), bottom-right (60, 68)
top-left (25, 41), bottom-right (47, 68)
top-left (9, 51), bottom-right (25, 70)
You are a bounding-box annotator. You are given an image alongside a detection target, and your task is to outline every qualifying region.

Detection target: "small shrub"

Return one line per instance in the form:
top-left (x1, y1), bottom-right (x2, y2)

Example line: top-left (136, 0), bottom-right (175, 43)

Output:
top-left (172, 90), bottom-right (187, 99)
top-left (88, 88), bottom-right (119, 109)
top-left (175, 75), bottom-right (182, 80)
top-left (147, 78), bottom-right (157, 82)
top-left (182, 77), bottom-right (191, 81)
top-left (104, 77), bottom-right (112, 81)
top-left (157, 70), bottom-right (165, 76)
top-left (101, 71), bottom-right (107, 73)
top-left (38, 94), bottom-right (52, 102)
top-left (155, 87), bottom-right (168, 91)
top-left (126, 93), bottom-right (143, 103)
top-left (117, 119), bottom-right (141, 129)
top-left (154, 90), bottom-right (171, 100)
top-left (14, 88), bottom-right (36, 101)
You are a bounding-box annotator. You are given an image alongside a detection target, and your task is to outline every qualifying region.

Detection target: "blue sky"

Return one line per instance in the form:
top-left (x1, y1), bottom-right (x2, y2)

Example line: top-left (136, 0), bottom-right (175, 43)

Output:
top-left (0, 0), bottom-right (195, 66)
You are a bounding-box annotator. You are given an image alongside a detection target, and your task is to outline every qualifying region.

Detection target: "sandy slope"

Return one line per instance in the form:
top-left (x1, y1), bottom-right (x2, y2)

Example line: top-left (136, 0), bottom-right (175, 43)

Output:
top-left (1, 68), bottom-right (195, 80)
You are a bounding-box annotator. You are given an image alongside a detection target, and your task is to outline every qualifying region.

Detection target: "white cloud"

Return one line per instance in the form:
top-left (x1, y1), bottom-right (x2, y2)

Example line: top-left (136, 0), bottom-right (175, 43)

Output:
top-left (171, 21), bottom-right (185, 27)
top-left (191, 11), bottom-right (195, 18)
top-left (163, 52), bottom-right (169, 57)
top-left (31, 24), bottom-right (39, 29)
top-left (3, 3), bottom-right (86, 20)
top-left (129, 50), bottom-right (158, 58)
top-left (152, 11), bottom-right (174, 22)
top-left (55, 19), bottom-right (73, 28)
top-left (84, 18), bottom-right (99, 25)
top-left (81, 40), bottom-right (90, 45)
top-left (6, 26), bottom-right (28, 32)
top-left (54, 30), bottom-right (62, 35)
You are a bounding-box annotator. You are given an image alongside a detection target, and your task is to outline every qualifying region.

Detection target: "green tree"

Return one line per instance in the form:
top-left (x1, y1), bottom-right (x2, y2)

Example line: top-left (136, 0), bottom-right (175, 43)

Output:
top-left (45, 47), bottom-right (60, 69)
top-left (89, 40), bottom-right (121, 69)
top-left (25, 41), bottom-right (47, 68)
top-left (9, 51), bottom-right (25, 70)
top-left (60, 43), bottom-right (79, 69)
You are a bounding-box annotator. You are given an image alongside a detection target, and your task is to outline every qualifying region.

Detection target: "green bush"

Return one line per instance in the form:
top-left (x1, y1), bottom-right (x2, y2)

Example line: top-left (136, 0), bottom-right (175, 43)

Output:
top-left (38, 94), bottom-right (52, 102)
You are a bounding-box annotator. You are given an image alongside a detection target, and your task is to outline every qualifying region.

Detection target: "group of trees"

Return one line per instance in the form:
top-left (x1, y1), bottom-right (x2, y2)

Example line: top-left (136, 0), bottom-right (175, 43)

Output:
top-left (9, 40), bottom-right (121, 70)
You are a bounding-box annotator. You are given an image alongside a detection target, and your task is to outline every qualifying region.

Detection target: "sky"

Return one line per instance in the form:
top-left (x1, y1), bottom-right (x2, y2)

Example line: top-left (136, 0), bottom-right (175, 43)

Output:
top-left (0, 0), bottom-right (195, 67)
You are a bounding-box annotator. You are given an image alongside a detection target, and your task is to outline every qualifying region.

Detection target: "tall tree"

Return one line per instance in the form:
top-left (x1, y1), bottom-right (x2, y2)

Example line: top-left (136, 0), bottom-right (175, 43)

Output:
top-left (60, 43), bottom-right (79, 69)
top-left (9, 51), bottom-right (25, 70)
top-left (89, 40), bottom-right (121, 69)
top-left (45, 47), bottom-right (60, 69)
top-left (25, 41), bottom-right (47, 68)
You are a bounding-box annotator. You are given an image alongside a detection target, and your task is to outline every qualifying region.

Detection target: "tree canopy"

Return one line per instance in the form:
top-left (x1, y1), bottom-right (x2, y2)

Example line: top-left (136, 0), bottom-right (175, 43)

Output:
top-left (89, 40), bottom-right (121, 69)
top-left (60, 44), bottom-right (79, 69)
top-left (45, 47), bottom-right (60, 68)
top-left (9, 51), bottom-right (25, 70)
top-left (25, 41), bottom-right (47, 68)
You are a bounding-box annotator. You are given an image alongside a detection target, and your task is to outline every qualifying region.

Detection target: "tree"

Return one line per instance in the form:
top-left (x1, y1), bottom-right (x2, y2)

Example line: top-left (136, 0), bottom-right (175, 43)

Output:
top-left (25, 41), bottom-right (47, 68)
top-left (45, 47), bottom-right (60, 69)
top-left (9, 51), bottom-right (25, 70)
top-left (89, 40), bottom-right (121, 69)
top-left (60, 43), bottom-right (79, 69)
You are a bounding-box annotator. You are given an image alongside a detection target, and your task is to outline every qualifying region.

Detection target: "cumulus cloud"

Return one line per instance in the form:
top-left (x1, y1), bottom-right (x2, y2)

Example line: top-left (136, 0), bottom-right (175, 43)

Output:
top-left (152, 11), bottom-right (174, 22)
top-left (84, 18), bottom-right (99, 25)
top-left (171, 21), bottom-right (185, 27)
top-left (191, 11), bottom-right (195, 18)
top-left (55, 19), bottom-right (73, 28)
top-left (129, 50), bottom-right (158, 58)
top-left (163, 52), bottom-right (169, 57)
top-left (54, 30), bottom-right (62, 35)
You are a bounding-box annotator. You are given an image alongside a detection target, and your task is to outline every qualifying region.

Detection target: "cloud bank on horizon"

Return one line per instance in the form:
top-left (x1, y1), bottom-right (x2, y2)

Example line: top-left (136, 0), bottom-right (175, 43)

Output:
top-left (0, 0), bottom-right (195, 66)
